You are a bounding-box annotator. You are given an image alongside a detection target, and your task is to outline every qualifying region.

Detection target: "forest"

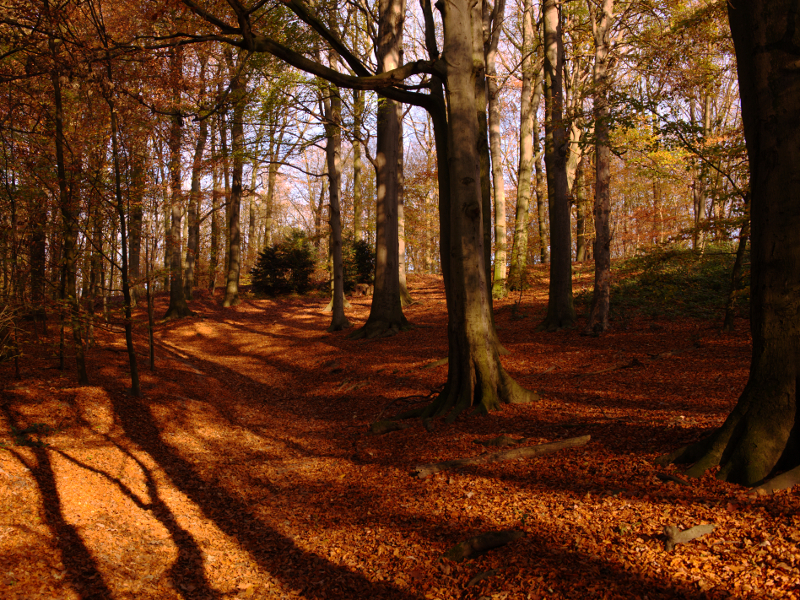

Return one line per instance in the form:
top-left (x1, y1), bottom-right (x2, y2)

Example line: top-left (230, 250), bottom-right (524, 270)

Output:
top-left (1, 0), bottom-right (799, 599)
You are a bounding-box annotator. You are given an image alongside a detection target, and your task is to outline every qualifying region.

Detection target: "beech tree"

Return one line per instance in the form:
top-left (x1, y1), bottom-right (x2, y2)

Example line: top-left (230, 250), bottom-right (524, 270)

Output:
top-left (541, 0), bottom-right (575, 330)
top-left (659, 0), bottom-right (800, 487)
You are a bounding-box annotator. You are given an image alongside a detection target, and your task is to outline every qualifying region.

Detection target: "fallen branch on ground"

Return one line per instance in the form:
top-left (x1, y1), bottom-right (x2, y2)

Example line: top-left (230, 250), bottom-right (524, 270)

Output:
top-left (664, 524), bottom-right (716, 551)
top-left (474, 435), bottom-right (530, 447)
top-left (413, 435), bottom-right (590, 479)
top-left (444, 530), bottom-right (523, 562)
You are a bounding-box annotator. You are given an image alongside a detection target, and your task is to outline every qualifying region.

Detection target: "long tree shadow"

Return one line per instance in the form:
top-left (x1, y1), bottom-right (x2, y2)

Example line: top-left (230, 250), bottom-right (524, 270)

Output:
top-left (1, 406), bottom-right (113, 600)
top-left (109, 390), bottom-right (426, 600)
top-left (51, 443), bottom-right (220, 599)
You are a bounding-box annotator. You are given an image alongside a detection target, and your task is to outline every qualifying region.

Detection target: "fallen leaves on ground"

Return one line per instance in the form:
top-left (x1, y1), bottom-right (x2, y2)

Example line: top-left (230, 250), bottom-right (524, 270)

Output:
top-left (1, 270), bottom-right (798, 600)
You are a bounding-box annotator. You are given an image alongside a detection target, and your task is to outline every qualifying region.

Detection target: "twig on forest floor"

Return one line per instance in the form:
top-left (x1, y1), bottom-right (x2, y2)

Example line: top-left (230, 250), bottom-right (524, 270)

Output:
top-left (656, 472), bottom-right (691, 486)
top-left (664, 524), bottom-right (716, 551)
top-left (413, 435), bottom-right (591, 479)
top-left (444, 531), bottom-right (523, 563)
top-left (466, 569), bottom-right (500, 588)
top-left (422, 357), bottom-right (448, 369)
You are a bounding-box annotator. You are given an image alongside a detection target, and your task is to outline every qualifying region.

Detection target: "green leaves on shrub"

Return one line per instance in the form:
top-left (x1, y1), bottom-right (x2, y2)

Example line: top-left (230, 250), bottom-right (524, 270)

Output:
top-left (251, 230), bottom-right (316, 296)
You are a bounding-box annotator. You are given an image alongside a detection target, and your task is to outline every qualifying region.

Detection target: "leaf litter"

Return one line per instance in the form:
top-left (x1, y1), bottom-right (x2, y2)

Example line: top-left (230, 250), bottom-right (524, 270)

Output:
top-left (0, 271), bottom-right (798, 600)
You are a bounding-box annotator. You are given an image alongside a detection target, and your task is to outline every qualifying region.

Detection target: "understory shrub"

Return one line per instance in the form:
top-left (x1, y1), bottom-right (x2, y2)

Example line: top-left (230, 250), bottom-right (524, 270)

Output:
top-left (251, 230), bottom-right (316, 296)
top-left (342, 238), bottom-right (375, 291)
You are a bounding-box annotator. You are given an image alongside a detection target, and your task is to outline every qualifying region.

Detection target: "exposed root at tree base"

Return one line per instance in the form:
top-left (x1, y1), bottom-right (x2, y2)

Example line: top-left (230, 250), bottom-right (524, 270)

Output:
top-left (347, 319), bottom-right (412, 340)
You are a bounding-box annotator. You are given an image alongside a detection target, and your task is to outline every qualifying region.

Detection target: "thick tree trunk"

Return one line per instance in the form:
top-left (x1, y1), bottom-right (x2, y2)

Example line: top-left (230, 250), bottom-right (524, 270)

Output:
top-left (541, 0), bottom-right (575, 330)
top-left (164, 49), bottom-right (192, 319)
top-left (660, 0), bottom-right (800, 486)
top-left (587, 0), bottom-right (613, 334)
top-left (350, 0), bottom-right (409, 338)
top-left (417, 0), bottom-right (536, 421)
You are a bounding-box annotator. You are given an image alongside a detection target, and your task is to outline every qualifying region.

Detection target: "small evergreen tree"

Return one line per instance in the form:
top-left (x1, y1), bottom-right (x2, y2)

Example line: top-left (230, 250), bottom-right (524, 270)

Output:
top-left (251, 230), bottom-right (316, 295)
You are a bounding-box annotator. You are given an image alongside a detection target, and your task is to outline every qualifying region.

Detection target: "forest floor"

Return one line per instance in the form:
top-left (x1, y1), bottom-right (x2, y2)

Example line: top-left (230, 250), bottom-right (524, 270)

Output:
top-left (1, 267), bottom-right (798, 600)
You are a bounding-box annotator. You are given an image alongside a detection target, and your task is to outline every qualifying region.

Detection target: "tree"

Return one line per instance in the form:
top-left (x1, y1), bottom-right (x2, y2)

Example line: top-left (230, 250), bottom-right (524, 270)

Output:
top-left (659, 0), bottom-right (800, 487)
top-left (349, 0), bottom-right (410, 338)
top-left (164, 47), bottom-right (192, 319)
top-left (541, 0), bottom-right (575, 330)
top-left (586, 0), bottom-right (614, 334)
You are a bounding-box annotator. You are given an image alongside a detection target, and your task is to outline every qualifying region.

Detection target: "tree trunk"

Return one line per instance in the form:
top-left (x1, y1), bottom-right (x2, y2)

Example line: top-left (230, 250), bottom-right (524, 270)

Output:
top-left (185, 62), bottom-right (208, 301)
top-left (208, 123), bottom-right (221, 293)
top-left (534, 100), bottom-right (549, 264)
top-left (398, 130), bottom-right (414, 307)
top-left (660, 0), bottom-right (800, 486)
top-left (508, 2), bottom-right (539, 291)
top-left (416, 0), bottom-right (537, 420)
top-left (128, 138), bottom-right (144, 306)
top-left (587, 0), bottom-right (614, 334)
top-left (574, 153), bottom-right (589, 262)
top-left (164, 48), bottom-right (192, 319)
top-left (487, 0), bottom-right (508, 300)
top-left (353, 89), bottom-right (364, 242)
top-left (541, 0), bottom-right (575, 330)
top-left (106, 78), bottom-right (140, 397)
top-left (50, 37), bottom-right (88, 385)
top-left (223, 54), bottom-right (246, 308)
top-left (322, 78), bottom-right (351, 331)
top-left (350, 0), bottom-right (409, 338)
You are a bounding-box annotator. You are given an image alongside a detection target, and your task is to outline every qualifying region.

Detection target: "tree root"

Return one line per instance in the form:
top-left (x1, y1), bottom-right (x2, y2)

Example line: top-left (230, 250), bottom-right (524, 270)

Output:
top-left (376, 386), bottom-right (444, 422)
top-left (369, 420), bottom-right (412, 435)
top-left (347, 318), bottom-right (412, 340)
top-left (753, 464), bottom-right (800, 495)
top-left (443, 530), bottom-right (523, 562)
top-left (664, 524), bottom-right (716, 551)
top-left (413, 435), bottom-right (590, 479)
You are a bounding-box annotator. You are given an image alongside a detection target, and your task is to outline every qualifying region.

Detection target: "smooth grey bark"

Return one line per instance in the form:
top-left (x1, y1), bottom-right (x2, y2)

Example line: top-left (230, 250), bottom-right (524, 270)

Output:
top-left (534, 105), bottom-right (549, 264)
top-left (185, 58), bottom-right (208, 301)
top-left (487, 0), bottom-right (508, 299)
top-left (321, 77), bottom-right (351, 331)
top-left (352, 89), bottom-right (364, 242)
top-left (574, 152), bottom-right (589, 262)
top-left (659, 0), bottom-right (800, 486)
top-left (398, 127), bottom-right (413, 307)
top-left (541, 0), bottom-right (575, 330)
top-left (208, 124), bottom-right (221, 293)
top-left (164, 48), bottom-right (192, 319)
top-left (223, 51), bottom-right (246, 307)
top-left (415, 0), bottom-right (536, 420)
top-left (587, 0), bottom-right (613, 334)
top-left (508, 1), bottom-right (539, 291)
top-left (350, 0), bottom-right (409, 338)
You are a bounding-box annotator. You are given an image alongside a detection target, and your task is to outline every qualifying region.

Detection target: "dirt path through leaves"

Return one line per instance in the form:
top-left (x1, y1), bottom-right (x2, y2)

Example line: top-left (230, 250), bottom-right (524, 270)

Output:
top-left (1, 273), bottom-right (798, 599)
